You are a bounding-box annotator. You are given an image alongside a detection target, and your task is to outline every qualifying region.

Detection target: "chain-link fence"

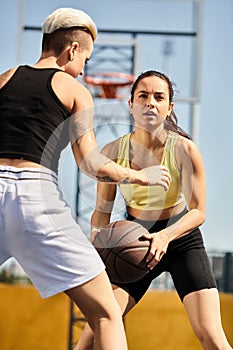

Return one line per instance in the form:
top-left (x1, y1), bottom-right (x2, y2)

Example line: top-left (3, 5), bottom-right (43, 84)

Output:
top-left (150, 251), bottom-right (233, 293)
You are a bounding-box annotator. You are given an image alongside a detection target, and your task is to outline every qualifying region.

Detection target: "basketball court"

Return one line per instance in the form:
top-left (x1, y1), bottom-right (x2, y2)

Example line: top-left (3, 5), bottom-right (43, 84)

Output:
top-left (1, 1), bottom-right (233, 349)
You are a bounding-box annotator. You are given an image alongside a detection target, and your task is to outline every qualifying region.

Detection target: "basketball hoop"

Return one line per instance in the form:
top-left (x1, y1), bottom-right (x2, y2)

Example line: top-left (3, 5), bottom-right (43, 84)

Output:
top-left (84, 72), bottom-right (135, 99)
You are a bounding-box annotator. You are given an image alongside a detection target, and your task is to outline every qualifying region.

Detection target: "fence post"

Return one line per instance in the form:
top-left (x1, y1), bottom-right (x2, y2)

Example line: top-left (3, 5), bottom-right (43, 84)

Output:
top-left (223, 253), bottom-right (233, 293)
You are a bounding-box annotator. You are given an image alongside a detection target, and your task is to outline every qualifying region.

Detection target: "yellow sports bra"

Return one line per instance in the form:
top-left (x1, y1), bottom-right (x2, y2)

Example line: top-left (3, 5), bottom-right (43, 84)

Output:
top-left (117, 131), bottom-right (186, 211)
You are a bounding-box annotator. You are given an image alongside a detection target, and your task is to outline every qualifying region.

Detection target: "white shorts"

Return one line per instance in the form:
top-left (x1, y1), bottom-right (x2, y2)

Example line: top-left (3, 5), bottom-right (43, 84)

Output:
top-left (0, 166), bottom-right (105, 298)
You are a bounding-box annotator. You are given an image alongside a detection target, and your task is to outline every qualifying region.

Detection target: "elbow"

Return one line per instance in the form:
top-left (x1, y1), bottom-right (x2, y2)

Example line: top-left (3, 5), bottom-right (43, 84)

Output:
top-left (189, 205), bottom-right (206, 226)
top-left (196, 208), bottom-right (206, 226)
top-left (199, 213), bottom-right (206, 226)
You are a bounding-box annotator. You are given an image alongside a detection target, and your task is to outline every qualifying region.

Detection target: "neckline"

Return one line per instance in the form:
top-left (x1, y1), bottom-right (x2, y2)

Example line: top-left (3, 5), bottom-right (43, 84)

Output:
top-left (24, 65), bottom-right (63, 72)
top-left (126, 130), bottom-right (172, 166)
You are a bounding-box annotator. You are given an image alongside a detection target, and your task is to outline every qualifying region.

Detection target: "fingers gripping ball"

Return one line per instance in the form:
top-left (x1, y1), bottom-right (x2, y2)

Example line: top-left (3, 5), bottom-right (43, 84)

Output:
top-left (93, 220), bottom-right (151, 284)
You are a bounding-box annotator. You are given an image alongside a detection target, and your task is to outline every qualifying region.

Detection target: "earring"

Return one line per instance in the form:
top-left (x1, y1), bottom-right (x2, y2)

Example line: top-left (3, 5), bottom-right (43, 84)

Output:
top-left (69, 53), bottom-right (74, 61)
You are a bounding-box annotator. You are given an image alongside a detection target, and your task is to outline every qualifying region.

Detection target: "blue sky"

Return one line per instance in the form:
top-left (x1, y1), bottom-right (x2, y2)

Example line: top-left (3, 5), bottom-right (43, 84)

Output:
top-left (1, 0), bottom-right (233, 252)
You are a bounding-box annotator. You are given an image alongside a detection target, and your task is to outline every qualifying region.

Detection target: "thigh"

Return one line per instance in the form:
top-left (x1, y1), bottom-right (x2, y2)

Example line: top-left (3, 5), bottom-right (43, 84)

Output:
top-left (114, 260), bottom-right (165, 304)
top-left (65, 271), bottom-right (121, 324)
top-left (183, 288), bottom-right (223, 337)
top-left (112, 284), bottom-right (137, 316)
top-left (13, 179), bottom-right (105, 298)
top-left (170, 246), bottom-right (217, 301)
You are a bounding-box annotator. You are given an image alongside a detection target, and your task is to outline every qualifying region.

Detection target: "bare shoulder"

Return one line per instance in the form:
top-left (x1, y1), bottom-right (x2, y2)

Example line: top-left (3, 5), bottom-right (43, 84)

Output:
top-left (52, 71), bottom-right (93, 112)
top-left (0, 68), bottom-right (17, 89)
top-left (176, 134), bottom-right (200, 153)
top-left (53, 71), bottom-right (91, 97)
top-left (101, 138), bottom-right (121, 160)
top-left (175, 134), bottom-right (203, 167)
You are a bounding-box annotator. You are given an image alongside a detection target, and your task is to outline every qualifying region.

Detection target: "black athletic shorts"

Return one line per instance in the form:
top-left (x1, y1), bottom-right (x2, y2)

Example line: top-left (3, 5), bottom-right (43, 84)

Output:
top-left (115, 209), bottom-right (217, 302)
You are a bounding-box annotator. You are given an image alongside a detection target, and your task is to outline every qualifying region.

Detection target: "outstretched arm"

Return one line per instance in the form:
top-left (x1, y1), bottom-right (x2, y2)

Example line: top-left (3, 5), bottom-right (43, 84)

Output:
top-left (69, 82), bottom-right (171, 188)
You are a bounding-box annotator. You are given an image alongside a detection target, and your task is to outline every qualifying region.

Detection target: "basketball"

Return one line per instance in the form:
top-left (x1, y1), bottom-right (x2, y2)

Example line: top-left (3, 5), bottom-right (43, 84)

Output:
top-left (93, 220), bottom-right (151, 284)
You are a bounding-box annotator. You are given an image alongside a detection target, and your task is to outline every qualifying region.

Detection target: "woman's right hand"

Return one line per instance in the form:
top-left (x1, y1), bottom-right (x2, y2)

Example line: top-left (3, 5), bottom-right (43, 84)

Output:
top-left (138, 165), bottom-right (171, 191)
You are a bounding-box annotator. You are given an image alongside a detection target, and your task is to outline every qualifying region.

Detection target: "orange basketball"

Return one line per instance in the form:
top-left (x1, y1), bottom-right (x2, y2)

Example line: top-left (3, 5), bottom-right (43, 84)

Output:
top-left (93, 220), bottom-right (151, 284)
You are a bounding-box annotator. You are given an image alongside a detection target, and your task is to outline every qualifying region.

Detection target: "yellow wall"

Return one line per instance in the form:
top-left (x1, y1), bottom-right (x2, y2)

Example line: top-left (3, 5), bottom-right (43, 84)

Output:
top-left (125, 290), bottom-right (233, 350)
top-left (0, 284), bottom-right (70, 350)
top-left (0, 284), bottom-right (232, 350)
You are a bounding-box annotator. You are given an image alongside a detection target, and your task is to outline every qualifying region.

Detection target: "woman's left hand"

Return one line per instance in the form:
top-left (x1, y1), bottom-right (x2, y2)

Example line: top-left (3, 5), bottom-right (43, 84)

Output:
top-left (142, 230), bottom-right (170, 269)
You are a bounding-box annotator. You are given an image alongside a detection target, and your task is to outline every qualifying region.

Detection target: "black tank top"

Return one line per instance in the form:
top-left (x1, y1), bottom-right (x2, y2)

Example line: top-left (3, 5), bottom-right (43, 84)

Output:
top-left (0, 65), bottom-right (70, 173)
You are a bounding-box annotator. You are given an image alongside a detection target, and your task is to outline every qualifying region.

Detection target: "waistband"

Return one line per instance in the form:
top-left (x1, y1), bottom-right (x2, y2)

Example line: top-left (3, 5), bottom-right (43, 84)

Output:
top-left (126, 208), bottom-right (188, 232)
top-left (0, 166), bottom-right (58, 183)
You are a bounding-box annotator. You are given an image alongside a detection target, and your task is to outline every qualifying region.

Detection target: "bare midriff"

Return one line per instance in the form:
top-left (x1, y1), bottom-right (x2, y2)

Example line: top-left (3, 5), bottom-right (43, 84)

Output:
top-left (127, 201), bottom-right (186, 221)
top-left (0, 158), bottom-right (43, 168)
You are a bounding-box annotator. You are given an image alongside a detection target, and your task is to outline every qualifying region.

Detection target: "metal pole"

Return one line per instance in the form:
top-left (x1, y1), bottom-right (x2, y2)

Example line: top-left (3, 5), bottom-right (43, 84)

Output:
top-left (17, 0), bottom-right (24, 64)
top-left (68, 300), bottom-right (75, 350)
top-left (190, 0), bottom-right (204, 142)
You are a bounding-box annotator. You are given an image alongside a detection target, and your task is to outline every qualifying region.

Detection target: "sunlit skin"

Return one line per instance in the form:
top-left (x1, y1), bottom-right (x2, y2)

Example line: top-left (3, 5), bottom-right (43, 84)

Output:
top-left (91, 75), bottom-right (205, 263)
top-left (0, 26), bottom-right (130, 350)
top-left (0, 37), bottom-right (94, 167)
top-left (0, 42), bottom-right (171, 191)
top-left (127, 77), bottom-right (175, 176)
top-left (75, 74), bottom-right (233, 350)
top-left (130, 76), bottom-right (174, 134)
top-left (0, 24), bottom-right (179, 350)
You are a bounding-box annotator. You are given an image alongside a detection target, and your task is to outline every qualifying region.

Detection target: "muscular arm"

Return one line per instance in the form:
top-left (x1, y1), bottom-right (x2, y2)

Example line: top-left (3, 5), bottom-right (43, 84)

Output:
top-left (90, 181), bottom-right (117, 242)
top-left (71, 126), bottom-right (134, 184)
top-left (65, 78), bottom-right (171, 188)
top-left (0, 68), bottom-right (17, 89)
top-left (166, 138), bottom-right (206, 239)
top-left (144, 137), bottom-right (206, 266)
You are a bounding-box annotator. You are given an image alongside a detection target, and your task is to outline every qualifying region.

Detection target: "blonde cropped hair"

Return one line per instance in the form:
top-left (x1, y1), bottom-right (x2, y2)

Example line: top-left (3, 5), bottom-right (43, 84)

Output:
top-left (42, 7), bottom-right (97, 41)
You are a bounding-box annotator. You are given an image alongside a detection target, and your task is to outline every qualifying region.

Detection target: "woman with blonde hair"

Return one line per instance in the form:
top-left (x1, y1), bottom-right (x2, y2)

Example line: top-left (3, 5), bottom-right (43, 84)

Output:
top-left (0, 9), bottom-right (171, 349)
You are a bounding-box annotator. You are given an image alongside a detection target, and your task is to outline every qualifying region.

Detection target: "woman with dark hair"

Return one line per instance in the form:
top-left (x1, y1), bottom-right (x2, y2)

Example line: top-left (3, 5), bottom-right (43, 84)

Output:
top-left (76, 70), bottom-right (232, 350)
